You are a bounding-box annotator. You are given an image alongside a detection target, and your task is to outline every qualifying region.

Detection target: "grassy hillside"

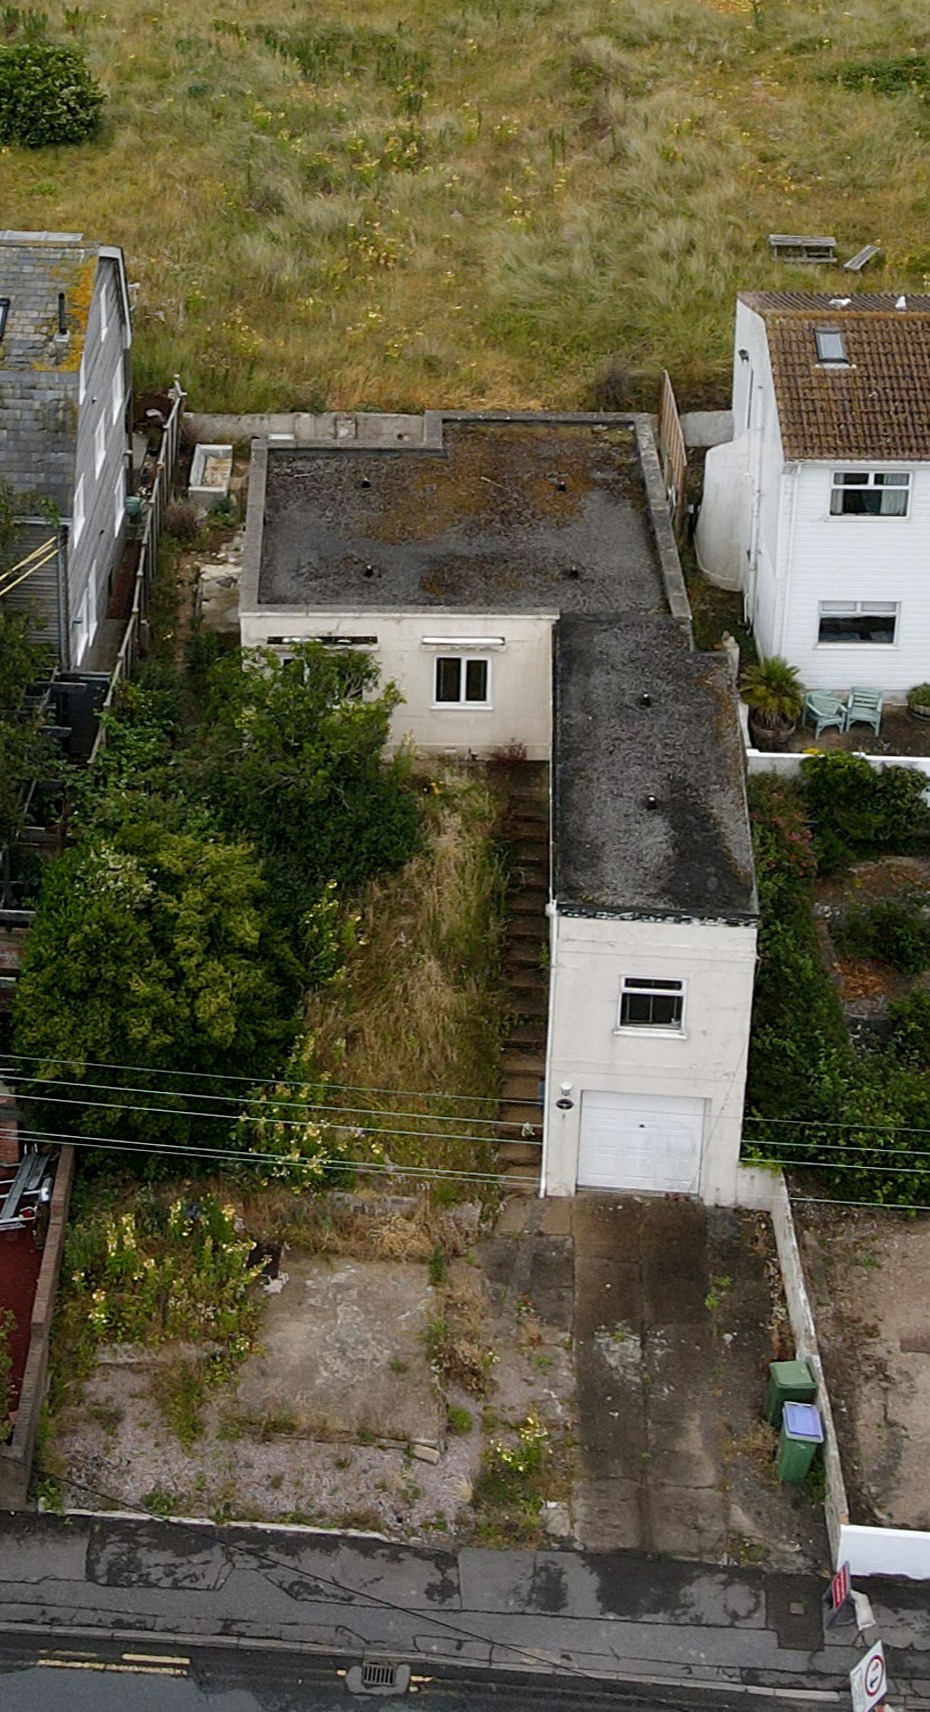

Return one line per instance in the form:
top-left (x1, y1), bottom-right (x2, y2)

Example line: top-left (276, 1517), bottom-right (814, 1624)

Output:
top-left (5, 0), bottom-right (930, 410)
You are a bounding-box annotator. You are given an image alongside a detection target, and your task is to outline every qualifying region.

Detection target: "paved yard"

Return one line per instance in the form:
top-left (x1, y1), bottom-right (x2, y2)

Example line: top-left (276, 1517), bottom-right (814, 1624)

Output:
top-left (569, 1197), bottom-right (827, 1568)
top-left (798, 1207), bottom-right (930, 1531)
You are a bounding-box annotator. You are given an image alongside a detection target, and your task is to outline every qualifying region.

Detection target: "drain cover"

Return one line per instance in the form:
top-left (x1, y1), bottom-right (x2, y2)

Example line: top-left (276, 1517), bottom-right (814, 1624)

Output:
top-left (346, 1660), bottom-right (411, 1696)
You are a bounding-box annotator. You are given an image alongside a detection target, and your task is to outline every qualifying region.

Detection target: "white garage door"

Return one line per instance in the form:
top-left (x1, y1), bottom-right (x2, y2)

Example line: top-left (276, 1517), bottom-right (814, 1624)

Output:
top-left (577, 1090), bottom-right (705, 1193)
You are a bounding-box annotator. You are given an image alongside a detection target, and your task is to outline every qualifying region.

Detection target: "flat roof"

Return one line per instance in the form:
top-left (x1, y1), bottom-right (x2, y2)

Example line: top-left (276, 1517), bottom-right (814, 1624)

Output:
top-left (254, 422), bottom-right (665, 615)
top-left (554, 616), bottom-right (757, 920)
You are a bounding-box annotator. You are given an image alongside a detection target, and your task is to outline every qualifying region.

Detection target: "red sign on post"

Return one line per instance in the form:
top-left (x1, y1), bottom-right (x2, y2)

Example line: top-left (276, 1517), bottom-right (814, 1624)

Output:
top-left (829, 1562), bottom-right (851, 1612)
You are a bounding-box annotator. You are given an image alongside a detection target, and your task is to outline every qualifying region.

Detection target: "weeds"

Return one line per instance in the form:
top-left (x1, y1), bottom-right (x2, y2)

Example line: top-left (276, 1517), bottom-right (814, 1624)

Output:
top-left (472, 1413), bottom-right (553, 1545)
top-left (5, 0), bottom-right (925, 408)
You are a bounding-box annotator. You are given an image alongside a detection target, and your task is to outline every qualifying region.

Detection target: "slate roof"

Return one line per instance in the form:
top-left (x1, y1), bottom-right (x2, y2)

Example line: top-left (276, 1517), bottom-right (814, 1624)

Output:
top-left (554, 616), bottom-right (757, 921)
top-left (0, 231), bottom-right (98, 373)
top-left (739, 292), bottom-right (930, 462)
top-left (256, 424), bottom-right (665, 614)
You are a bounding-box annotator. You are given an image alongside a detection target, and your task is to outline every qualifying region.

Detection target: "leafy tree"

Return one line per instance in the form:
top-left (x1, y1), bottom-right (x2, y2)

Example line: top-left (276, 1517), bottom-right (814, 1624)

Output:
top-left (197, 643), bottom-right (421, 919)
top-left (0, 606), bottom-right (55, 847)
top-left (12, 820), bottom-right (305, 1150)
top-left (0, 41), bottom-right (104, 147)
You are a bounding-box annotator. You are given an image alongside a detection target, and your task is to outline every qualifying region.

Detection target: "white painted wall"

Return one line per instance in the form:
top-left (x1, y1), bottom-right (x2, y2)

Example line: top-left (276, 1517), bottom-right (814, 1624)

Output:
top-left (839, 1523), bottom-right (930, 1580)
top-left (699, 298), bottom-right (930, 696)
top-left (543, 912), bottom-right (757, 1204)
top-left (778, 461), bottom-right (930, 696)
top-left (238, 606), bottom-right (554, 759)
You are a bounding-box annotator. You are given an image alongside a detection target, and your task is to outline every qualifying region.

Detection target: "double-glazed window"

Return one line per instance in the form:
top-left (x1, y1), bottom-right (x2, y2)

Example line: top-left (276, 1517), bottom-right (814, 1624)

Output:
top-left (817, 601), bottom-right (898, 645)
top-left (830, 471), bottom-right (910, 517)
top-left (617, 976), bottom-right (685, 1032)
top-left (434, 655), bottom-right (490, 706)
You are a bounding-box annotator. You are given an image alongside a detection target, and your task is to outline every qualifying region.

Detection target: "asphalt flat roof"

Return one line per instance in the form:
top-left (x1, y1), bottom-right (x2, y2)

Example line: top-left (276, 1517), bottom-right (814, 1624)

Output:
top-left (257, 423), bottom-right (664, 613)
top-left (554, 616), bottom-right (757, 919)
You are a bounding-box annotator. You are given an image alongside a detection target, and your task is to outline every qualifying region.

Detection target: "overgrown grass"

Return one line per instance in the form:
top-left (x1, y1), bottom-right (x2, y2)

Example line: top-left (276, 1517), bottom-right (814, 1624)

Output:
top-left (4, 0), bottom-right (930, 409)
top-left (303, 763), bottom-right (508, 1192)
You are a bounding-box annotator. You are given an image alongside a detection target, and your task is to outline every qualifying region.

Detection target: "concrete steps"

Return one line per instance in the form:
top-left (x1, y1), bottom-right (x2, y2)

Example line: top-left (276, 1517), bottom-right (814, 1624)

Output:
top-left (492, 761), bottom-right (549, 1193)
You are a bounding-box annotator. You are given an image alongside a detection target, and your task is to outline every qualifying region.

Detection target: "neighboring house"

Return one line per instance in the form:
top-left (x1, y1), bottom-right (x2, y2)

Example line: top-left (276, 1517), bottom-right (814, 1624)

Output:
top-left (0, 229), bottom-right (132, 669)
top-left (239, 412), bottom-right (758, 1204)
top-left (695, 292), bottom-right (930, 698)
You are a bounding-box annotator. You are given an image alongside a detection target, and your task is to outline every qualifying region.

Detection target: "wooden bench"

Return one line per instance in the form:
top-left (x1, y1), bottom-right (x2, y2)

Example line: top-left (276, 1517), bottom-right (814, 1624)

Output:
top-left (768, 233), bottom-right (837, 264)
top-left (843, 243), bottom-right (882, 273)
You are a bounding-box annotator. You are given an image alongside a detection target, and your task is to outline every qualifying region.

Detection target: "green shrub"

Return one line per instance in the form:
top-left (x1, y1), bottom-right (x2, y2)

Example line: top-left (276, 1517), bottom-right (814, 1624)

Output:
top-left (835, 899), bottom-right (930, 975)
top-left (830, 56), bottom-right (930, 98)
top-left (889, 990), bottom-right (930, 1071)
top-left (800, 753), bottom-right (930, 873)
top-left (0, 40), bottom-right (104, 147)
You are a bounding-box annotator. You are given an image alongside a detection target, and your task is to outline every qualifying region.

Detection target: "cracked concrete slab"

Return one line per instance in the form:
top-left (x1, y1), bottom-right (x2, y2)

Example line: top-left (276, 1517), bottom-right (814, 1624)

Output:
top-left (233, 1256), bottom-right (442, 1448)
top-left (571, 1198), bottom-right (829, 1568)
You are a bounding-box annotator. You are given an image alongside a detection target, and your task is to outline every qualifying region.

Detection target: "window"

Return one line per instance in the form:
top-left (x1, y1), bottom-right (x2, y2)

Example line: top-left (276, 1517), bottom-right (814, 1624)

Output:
top-left (100, 285), bottom-right (108, 345)
top-left (618, 976), bottom-right (685, 1032)
top-left (111, 365), bottom-right (123, 426)
top-left (818, 601), bottom-right (898, 645)
top-left (72, 475), bottom-right (85, 546)
top-left (830, 471), bottom-right (910, 517)
top-left (815, 326), bottom-right (848, 365)
top-left (113, 467), bottom-right (124, 537)
top-left (434, 655), bottom-right (490, 706)
top-left (94, 413), bottom-right (106, 478)
top-left (0, 299), bottom-right (9, 340)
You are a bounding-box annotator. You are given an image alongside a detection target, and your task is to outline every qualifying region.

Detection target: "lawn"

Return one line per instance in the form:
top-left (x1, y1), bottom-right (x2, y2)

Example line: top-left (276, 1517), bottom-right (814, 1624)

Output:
top-left (5, 0), bottom-right (930, 410)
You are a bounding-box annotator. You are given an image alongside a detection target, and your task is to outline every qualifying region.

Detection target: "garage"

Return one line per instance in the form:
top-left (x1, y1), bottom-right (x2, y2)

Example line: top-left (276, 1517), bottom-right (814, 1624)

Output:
top-left (577, 1090), bottom-right (705, 1194)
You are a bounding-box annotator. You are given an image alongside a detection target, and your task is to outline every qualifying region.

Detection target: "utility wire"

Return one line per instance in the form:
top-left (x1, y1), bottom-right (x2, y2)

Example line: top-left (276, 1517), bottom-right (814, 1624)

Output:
top-left (1, 1051), bottom-right (513, 1106)
top-left (17, 1127), bottom-right (515, 1185)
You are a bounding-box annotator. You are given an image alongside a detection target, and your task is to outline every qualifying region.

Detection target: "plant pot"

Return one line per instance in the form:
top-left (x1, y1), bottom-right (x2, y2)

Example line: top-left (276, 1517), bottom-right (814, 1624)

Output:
top-left (749, 716), bottom-right (797, 753)
top-left (908, 702), bottom-right (930, 722)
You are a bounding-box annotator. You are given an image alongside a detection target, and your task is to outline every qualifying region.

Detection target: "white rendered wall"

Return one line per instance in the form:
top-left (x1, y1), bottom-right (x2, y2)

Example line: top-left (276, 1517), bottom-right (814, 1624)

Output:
top-left (543, 912), bottom-right (757, 1204)
top-left (238, 606), bottom-right (554, 759)
top-left (774, 461), bottom-right (930, 696)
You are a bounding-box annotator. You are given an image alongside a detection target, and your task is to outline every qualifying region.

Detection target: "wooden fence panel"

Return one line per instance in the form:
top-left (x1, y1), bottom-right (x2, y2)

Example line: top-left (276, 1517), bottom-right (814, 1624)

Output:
top-left (657, 371), bottom-right (687, 544)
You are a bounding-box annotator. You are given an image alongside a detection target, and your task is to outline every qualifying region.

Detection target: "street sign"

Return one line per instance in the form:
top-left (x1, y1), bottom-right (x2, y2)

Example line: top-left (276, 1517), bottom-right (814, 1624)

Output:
top-left (850, 1640), bottom-right (887, 1712)
top-left (825, 1561), bottom-right (852, 1624)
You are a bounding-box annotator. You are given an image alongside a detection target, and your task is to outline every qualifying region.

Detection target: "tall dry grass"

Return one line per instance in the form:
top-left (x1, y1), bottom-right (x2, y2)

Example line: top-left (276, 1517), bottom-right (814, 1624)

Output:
top-left (4, 0), bottom-right (930, 408)
top-left (302, 764), bottom-right (508, 1190)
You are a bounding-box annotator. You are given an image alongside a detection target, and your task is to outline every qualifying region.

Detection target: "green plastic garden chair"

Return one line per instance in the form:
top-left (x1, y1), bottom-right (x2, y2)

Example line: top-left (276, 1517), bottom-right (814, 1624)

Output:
top-left (803, 691), bottom-right (847, 740)
top-left (845, 686), bottom-right (883, 736)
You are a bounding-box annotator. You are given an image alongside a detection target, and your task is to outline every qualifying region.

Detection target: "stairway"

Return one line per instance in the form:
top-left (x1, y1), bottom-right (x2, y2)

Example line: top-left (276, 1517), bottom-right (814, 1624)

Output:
top-left (494, 762), bottom-right (550, 1193)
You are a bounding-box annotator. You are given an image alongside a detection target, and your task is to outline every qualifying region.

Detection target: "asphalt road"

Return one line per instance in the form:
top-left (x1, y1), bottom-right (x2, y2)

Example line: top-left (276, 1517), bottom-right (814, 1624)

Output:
top-left (0, 1637), bottom-right (804, 1712)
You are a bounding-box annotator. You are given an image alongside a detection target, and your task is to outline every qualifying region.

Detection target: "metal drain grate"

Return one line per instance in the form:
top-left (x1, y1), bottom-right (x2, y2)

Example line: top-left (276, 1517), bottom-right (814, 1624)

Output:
top-left (346, 1660), bottom-right (411, 1696)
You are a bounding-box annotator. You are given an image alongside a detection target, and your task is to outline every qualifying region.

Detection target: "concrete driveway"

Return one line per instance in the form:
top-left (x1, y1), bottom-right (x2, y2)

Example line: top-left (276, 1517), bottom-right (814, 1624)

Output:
top-left (570, 1197), bottom-right (828, 1568)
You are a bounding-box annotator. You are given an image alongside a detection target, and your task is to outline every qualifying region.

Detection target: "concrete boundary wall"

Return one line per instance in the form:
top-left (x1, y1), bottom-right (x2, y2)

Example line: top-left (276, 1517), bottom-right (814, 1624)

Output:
top-left (747, 749), bottom-right (930, 792)
top-left (735, 1166), bottom-right (849, 1562)
top-left (0, 1146), bottom-right (74, 1509)
top-left (839, 1523), bottom-right (930, 1580)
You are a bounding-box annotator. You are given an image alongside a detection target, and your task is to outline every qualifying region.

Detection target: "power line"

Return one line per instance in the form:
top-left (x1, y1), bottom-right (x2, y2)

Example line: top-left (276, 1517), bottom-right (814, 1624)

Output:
top-left (18, 1127), bottom-right (514, 1186)
top-left (11, 1090), bottom-right (521, 1148)
top-left (1, 1051), bottom-right (510, 1106)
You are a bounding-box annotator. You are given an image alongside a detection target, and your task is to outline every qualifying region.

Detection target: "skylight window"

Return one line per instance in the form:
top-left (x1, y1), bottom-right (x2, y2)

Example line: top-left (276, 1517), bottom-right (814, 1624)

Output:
top-left (815, 326), bottom-right (847, 364)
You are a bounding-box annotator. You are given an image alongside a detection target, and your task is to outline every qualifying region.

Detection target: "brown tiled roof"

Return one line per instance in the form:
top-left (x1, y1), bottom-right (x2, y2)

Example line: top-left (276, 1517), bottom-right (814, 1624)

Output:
top-left (738, 292), bottom-right (930, 461)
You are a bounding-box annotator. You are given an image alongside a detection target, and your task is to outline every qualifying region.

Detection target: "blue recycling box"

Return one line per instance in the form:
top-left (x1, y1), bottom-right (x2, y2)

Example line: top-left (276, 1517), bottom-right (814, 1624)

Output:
top-left (777, 1401), bottom-right (824, 1482)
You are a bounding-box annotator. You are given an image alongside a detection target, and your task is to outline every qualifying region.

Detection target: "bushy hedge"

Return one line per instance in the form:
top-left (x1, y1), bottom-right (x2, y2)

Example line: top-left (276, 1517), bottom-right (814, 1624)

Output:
top-left (0, 41), bottom-right (104, 148)
top-left (800, 751), bottom-right (930, 873)
top-left (745, 762), bottom-right (930, 1206)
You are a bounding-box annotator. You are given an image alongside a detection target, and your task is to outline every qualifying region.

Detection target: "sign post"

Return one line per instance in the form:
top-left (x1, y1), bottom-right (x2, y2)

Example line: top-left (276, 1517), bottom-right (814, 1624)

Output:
top-left (824, 1561), bottom-right (853, 1626)
top-left (850, 1640), bottom-right (887, 1712)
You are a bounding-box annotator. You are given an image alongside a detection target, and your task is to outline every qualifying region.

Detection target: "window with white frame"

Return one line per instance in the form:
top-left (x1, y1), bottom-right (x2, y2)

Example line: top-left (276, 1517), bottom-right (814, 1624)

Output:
top-left (94, 413), bottom-right (106, 478)
top-left (817, 601), bottom-right (898, 645)
top-left (617, 976), bottom-right (685, 1032)
top-left (111, 365), bottom-right (123, 426)
top-left (100, 284), bottom-right (108, 345)
top-left (434, 655), bottom-right (490, 706)
top-left (113, 467), bottom-right (124, 537)
top-left (72, 475), bottom-right (85, 546)
top-left (830, 471), bottom-right (910, 517)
